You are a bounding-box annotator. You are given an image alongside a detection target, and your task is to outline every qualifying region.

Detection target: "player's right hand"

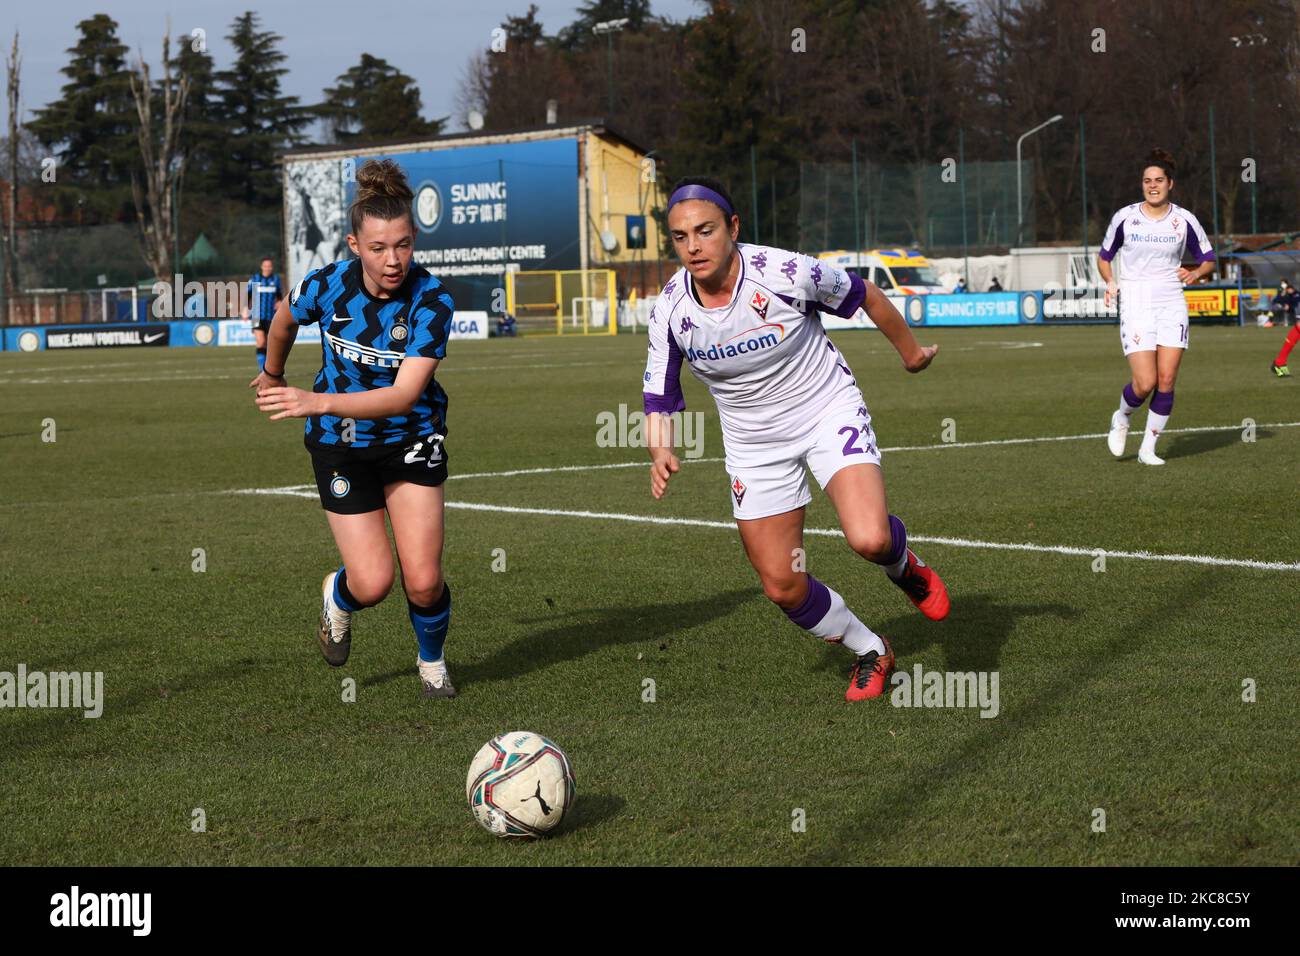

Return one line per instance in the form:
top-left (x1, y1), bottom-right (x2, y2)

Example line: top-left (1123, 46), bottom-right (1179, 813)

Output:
top-left (903, 344), bottom-right (938, 373)
top-left (249, 370), bottom-right (285, 393)
top-left (650, 453), bottom-right (680, 499)
top-left (1104, 282), bottom-right (1119, 308)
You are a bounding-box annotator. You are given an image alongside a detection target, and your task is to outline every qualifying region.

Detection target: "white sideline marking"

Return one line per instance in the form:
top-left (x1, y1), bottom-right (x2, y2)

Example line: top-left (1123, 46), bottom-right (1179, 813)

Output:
top-left (451, 458), bottom-right (723, 480)
top-left (0, 360), bottom-right (616, 386)
top-left (226, 486), bottom-right (1299, 572)
top-left (401, 420), bottom-right (1300, 480)
top-left (881, 420), bottom-right (1300, 452)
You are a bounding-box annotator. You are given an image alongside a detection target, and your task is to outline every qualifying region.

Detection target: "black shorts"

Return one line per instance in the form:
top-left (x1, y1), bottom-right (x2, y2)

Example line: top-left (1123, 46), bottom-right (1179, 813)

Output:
top-left (256, 319), bottom-right (273, 334)
top-left (308, 434), bottom-right (448, 514)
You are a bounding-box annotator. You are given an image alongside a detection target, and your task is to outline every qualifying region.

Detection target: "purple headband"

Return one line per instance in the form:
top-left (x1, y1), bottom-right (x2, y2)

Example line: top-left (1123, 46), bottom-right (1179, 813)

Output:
top-left (667, 184), bottom-right (734, 217)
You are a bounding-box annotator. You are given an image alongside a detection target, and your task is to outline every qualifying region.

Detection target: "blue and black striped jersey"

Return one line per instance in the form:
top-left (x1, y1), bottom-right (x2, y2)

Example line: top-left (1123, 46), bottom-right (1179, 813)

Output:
top-left (289, 258), bottom-right (454, 448)
top-left (247, 273), bottom-right (283, 321)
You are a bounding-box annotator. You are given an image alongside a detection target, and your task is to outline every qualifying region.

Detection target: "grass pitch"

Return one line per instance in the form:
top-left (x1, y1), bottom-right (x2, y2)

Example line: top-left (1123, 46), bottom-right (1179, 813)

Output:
top-left (0, 323), bottom-right (1296, 865)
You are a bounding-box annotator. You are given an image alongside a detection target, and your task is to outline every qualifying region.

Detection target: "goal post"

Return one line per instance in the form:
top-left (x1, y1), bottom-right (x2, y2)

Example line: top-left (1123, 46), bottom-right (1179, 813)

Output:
top-left (505, 269), bottom-right (617, 335)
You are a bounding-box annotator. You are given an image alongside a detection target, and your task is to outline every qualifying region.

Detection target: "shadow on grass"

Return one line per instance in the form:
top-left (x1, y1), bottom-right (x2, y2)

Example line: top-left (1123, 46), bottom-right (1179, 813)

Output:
top-left (361, 589), bottom-right (757, 689)
top-left (812, 592), bottom-right (1081, 675)
top-left (0, 656), bottom-right (264, 764)
top-left (560, 792), bottom-right (626, 834)
top-left (1160, 428), bottom-right (1271, 461)
top-left (801, 574), bottom-right (1210, 865)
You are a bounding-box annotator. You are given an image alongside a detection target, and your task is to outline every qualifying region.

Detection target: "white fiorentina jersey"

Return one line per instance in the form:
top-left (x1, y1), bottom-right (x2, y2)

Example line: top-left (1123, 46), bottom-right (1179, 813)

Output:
top-left (1099, 202), bottom-right (1214, 304)
top-left (642, 243), bottom-right (868, 444)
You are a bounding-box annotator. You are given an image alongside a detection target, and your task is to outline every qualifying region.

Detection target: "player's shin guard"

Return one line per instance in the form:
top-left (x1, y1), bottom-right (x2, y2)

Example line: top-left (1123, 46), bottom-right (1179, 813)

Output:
top-left (783, 574), bottom-right (886, 656)
top-left (877, 514), bottom-right (909, 580)
top-left (409, 583), bottom-right (451, 664)
top-left (1120, 381), bottom-right (1148, 416)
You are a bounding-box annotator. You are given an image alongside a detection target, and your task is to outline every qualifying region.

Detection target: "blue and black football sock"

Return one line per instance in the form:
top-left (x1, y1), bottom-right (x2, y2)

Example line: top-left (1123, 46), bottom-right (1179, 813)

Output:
top-left (409, 583), bottom-right (452, 663)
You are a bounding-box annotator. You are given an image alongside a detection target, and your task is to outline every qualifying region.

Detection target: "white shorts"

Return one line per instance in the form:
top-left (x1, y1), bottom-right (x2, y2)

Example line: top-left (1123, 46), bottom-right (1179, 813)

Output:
top-left (724, 396), bottom-right (880, 520)
top-left (1120, 300), bottom-right (1189, 355)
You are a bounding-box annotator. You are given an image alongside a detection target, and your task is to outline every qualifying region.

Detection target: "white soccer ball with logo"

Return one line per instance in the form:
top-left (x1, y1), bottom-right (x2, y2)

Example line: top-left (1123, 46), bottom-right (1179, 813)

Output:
top-left (466, 731), bottom-right (575, 838)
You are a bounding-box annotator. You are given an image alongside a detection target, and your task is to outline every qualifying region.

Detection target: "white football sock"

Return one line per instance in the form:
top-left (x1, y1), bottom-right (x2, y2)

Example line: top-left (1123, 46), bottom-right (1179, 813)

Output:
top-left (1140, 412), bottom-right (1168, 451)
top-left (785, 576), bottom-right (886, 656)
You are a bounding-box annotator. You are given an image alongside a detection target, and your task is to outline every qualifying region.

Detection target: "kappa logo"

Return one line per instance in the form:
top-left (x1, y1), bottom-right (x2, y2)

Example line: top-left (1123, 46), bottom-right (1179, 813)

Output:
top-left (731, 475), bottom-right (746, 506)
top-left (749, 289), bottom-right (770, 319)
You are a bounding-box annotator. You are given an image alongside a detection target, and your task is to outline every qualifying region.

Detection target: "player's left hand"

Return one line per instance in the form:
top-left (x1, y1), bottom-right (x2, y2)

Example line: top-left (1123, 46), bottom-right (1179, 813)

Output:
top-left (903, 344), bottom-right (938, 373)
top-left (255, 385), bottom-right (320, 420)
top-left (1177, 267), bottom-right (1195, 284)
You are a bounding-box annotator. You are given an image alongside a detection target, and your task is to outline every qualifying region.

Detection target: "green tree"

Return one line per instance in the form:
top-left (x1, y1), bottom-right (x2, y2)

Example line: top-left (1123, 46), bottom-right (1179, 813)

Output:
top-left (319, 54), bottom-right (445, 143)
top-left (27, 14), bottom-right (136, 220)
top-left (175, 40), bottom-right (222, 197)
top-left (504, 4), bottom-right (548, 46)
top-left (556, 0), bottom-right (653, 50)
top-left (669, 1), bottom-right (795, 244)
top-left (213, 11), bottom-right (310, 206)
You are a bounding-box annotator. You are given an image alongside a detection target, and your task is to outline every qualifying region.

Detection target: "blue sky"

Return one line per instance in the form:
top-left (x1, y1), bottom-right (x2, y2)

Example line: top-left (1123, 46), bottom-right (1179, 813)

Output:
top-left (5, 1), bottom-right (703, 131)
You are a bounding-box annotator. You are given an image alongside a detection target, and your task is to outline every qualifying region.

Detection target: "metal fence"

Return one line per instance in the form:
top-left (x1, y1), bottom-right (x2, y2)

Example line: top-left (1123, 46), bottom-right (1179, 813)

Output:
top-left (6, 205), bottom-right (282, 294)
top-left (799, 159), bottom-right (1030, 255)
top-left (4, 288), bottom-right (145, 327)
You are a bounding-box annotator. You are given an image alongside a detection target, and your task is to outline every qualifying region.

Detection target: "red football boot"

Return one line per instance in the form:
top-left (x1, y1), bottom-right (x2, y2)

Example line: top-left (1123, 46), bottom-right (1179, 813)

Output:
top-left (846, 638), bottom-right (896, 702)
top-left (894, 549), bottom-right (949, 621)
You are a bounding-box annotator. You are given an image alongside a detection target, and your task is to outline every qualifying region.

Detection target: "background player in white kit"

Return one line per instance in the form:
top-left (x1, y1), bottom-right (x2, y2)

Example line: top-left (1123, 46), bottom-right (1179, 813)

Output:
top-left (1099, 148), bottom-right (1216, 465)
top-left (644, 178), bottom-right (949, 702)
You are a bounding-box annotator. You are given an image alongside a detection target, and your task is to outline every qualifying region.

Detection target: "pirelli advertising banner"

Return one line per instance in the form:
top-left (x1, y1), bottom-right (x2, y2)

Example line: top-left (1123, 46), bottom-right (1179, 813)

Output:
top-left (1184, 289), bottom-right (1226, 316)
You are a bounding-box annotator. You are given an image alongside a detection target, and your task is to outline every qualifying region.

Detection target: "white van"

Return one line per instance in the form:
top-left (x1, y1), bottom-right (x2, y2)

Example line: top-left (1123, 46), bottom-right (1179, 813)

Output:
top-left (817, 249), bottom-right (946, 295)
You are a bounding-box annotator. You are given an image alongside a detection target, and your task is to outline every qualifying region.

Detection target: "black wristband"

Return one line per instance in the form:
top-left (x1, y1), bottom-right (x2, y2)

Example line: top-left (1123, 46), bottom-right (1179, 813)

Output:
top-left (263, 367), bottom-right (285, 378)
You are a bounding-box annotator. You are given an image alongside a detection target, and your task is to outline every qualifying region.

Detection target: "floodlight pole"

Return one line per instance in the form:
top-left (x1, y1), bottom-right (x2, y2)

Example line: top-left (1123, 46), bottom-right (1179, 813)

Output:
top-left (592, 18), bottom-right (629, 117)
top-left (1016, 114), bottom-right (1062, 246)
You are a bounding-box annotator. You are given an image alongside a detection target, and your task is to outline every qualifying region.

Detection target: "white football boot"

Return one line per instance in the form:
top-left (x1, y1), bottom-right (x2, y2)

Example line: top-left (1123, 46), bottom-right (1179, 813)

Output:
top-left (317, 571), bottom-right (353, 666)
top-left (1137, 445), bottom-right (1165, 466)
top-left (417, 656), bottom-right (457, 699)
top-left (1106, 409), bottom-right (1130, 458)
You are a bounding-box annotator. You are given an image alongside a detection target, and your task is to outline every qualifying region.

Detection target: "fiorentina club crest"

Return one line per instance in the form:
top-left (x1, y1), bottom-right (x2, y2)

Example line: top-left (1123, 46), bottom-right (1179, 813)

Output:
top-left (1171, 216), bottom-right (1182, 230)
top-left (749, 290), bottom-right (770, 320)
top-left (730, 475), bottom-right (746, 506)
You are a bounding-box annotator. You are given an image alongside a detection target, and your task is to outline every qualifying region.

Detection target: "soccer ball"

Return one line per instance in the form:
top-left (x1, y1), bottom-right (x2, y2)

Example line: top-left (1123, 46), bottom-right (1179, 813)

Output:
top-left (466, 731), bottom-right (575, 838)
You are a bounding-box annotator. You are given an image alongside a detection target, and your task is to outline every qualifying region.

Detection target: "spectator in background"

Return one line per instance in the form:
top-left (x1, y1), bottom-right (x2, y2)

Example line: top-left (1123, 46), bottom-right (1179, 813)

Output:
top-left (496, 311), bottom-right (517, 337)
top-left (988, 276), bottom-right (1004, 292)
top-left (953, 277), bottom-right (968, 294)
top-left (1269, 279), bottom-right (1296, 328)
